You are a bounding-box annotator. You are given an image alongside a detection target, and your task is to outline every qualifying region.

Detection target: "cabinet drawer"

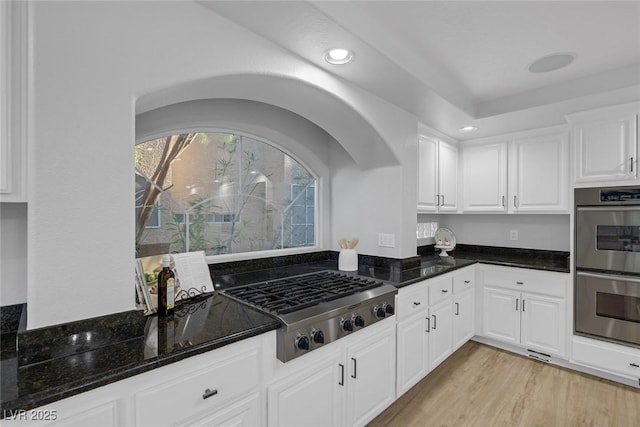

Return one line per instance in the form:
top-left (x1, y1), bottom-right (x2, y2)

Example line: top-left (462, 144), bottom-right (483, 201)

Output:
top-left (453, 269), bottom-right (474, 294)
top-left (135, 348), bottom-right (259, 426)
top-left (572, 337), bottom-right (640, 379)
top-left (396, 281), bottom-right (429, 321)
top-left (428, 277), bottom-right (453, 306)
top-left (482, 266), bottom-right (566, 298)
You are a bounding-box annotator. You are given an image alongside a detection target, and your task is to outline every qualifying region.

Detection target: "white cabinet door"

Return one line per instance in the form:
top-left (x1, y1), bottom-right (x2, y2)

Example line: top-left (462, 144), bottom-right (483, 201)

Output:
top-left (510, 133), bottom-right (569, 212)
top-left (428, 298), bottom-right (453, 370)
top-left (521, 293), bottom-right (566, 357)
top-left (0, 0), bottom-right (27, 202)
top-left (482, 286), bottom-right (520, 345)
top-left (188, 393), bottom-right (261, 427)
top-left (462, 142), bottom-right (508, 212)
top-left (438, 141), bottom-right (458, 212)
top-left (346, 324), bottom-right (396, 427)
top-left (396, 313), bottom-right (428, 397)
top-left (268, 350), bottom-right (344, 427)
top-left (573, 112), bottom-right (638, 183)
top-left (452, 288), bottom-right (474, 351)
top-left (417, 136), bottom-right (438, 212)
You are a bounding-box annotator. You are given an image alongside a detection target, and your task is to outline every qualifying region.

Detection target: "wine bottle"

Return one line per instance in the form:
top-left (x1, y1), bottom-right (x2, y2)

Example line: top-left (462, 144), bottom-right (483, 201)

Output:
top-left (157, 255), bottom-right (175, 315)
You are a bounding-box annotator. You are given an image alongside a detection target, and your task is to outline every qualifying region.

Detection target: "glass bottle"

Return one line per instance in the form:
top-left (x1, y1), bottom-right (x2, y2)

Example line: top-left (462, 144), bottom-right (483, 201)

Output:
top-left (157, 255), bottom-right (175, 315)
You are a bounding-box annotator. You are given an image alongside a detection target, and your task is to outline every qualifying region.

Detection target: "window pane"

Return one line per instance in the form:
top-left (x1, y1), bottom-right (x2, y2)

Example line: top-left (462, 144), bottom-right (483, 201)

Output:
top-left (135, 132), bottom-right (317, 257)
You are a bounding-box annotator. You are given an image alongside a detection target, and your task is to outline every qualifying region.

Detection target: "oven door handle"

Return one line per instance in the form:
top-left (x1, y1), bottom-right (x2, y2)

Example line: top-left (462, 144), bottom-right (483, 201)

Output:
top-left (577, 270), bottom-right (640, 283)
top-left (576, 206), bottom-right (640, 212)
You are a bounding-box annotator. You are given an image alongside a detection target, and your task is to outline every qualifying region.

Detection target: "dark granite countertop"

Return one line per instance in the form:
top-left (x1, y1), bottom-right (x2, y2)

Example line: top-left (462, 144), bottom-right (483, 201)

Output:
top-left (0, 294), bottom-right (279, 415)
top-left (0, 244), bottom-right (569, 415)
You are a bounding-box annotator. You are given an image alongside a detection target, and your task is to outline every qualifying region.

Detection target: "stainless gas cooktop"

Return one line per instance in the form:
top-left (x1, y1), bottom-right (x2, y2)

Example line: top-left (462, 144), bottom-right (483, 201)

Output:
top-left (223, 270), bottom-right (397, 362)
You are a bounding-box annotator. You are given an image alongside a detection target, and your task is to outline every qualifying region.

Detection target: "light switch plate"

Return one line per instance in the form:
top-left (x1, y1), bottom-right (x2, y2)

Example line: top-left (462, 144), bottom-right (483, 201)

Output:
top-left (378, 233), bottom-right (395, 247)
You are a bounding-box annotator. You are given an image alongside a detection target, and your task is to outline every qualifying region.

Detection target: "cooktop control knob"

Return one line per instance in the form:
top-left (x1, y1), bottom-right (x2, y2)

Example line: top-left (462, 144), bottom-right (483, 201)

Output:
top-left (295, 335), bottom-right (310, 351)
top-left (373, 305), bottom-right (386, 319)
top-left (383, 303), bottom-right (394, 316)
top-left (340, 318), bottom-right (354, 332)
top-left (311, 329), bottom-right (325, 344)
top-left (352, 314), bottom-right (365, 328)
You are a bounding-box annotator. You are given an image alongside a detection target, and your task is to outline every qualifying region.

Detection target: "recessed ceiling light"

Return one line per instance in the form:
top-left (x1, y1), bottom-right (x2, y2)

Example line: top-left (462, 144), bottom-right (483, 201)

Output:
top-left (458, 126), bottom-right (478, 133)
top-left (528, 53), bottom-right (575, 73)
top-left (324, 48), bottom-right (354, 65)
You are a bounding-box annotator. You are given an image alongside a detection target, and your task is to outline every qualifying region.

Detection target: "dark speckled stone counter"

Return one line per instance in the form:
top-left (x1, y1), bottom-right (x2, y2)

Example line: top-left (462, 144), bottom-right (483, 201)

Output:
top-left (0, 245), bottom-right (568, 416)
top-left (0, 294), bottom-right (279, 416)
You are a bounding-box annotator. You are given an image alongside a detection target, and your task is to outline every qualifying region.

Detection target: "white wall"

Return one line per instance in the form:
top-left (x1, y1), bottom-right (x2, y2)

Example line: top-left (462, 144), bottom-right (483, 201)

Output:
top-left (419, 214), bottom-right (570, 251)
top-left (0, 203), bottom-right (27, 305)
top-left (22, 1), bottom-right (418, 328)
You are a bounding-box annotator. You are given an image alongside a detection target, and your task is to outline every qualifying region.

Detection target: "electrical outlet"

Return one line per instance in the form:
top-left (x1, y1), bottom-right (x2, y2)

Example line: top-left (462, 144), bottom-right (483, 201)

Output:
top-left (378, 233), bottom-right (395, 248)
top-left (510, 229), bottom-right (519, 241)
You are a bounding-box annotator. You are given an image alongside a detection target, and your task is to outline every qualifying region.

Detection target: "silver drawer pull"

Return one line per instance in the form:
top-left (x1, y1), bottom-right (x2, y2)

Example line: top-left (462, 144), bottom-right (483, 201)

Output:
top-left (464, 280), bottom-right (470, 284)
top-left (441, 289), bottom-right (449, 293)
top-left (516, 281), bottom-right (524, 285)
top-left (413, 301), bottom-right (421, 306)
top-left (203, 388), bottom-right (218, 400)
top-left (630, 363), bottom-right (639, 368)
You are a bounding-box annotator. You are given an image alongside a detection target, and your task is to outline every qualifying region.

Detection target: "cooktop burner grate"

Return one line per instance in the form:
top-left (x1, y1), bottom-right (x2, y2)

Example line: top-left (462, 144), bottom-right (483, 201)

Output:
top-left (223, 270), bottom-right (383, 315)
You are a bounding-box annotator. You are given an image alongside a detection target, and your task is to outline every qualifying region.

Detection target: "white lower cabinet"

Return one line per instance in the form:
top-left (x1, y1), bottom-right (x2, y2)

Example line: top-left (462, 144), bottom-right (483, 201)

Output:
top-left (571, 336), bottom-right (640, 383)
top-left (9, 333), bottom-right (270, 427)
top-left (396, 310), bottom-right (429, 397)
top-left (396, 266), bottom-right (475, 397)
top-left (481, 265), bottom-right (568, 358)
top-left (188, 393), bottom-right (261, 427)
top-left (267, 349), bottom-right (344, 427)
top-left (134, 340), bottom-right (262, 427)
top-left (267, 319), bottom-right (396, 427)
top-left (452, 288), bottom-right (474, 351)
top-left (346, 324), bottom-right (396, 427)
top-left (427, 296), bottom-right (453, 370)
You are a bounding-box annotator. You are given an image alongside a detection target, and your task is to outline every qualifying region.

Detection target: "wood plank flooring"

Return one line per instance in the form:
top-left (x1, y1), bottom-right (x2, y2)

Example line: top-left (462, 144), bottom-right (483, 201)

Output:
top-left (368, 341), bottom-right (640, 427)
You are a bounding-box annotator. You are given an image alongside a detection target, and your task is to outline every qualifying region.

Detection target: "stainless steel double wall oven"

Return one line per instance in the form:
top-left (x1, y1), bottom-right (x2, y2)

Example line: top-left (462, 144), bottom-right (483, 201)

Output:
top-left (575, 186), bottom-right (640, 347)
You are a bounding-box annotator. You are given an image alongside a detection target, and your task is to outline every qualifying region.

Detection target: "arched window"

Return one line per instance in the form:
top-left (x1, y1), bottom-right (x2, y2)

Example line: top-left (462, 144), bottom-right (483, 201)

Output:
top-left (135, 131), bottom-right (316, 258)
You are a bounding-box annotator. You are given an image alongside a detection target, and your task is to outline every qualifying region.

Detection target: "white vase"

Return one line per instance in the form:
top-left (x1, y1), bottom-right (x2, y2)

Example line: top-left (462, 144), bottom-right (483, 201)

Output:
top-left (338, 249), bottom-right (358, 271)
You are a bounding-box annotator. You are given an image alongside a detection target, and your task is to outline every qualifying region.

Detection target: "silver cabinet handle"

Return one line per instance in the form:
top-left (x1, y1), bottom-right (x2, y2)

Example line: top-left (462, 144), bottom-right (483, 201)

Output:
top-left (339, 363), bottom-right (345, 385)
top-left (441, 289), bottom-right (449, 293)
top-left (440, 195), bottom-right (445, 206)
top-left (436, 194), bottom-right (440, 206)
top-left (515, 298), bottom-right (519, 311)
top-left (514, 195), bottom-right (518, 208)
top-left (630, 363), bottom-right (639, 368)
top-left (425, 316), bottom-right (430, 332)
top-left (455, 302), bottom-right (459, 316)
top-left (522, 299), bottom-right (525, 312)
top-left (631, 157), bottom-right (635, 173)
top-left (502, 195), bottom-right (505, 207)
top-left (413, 301), bottom-right (421, 306)
top-left (203, 388), bottom-right (218, 400)
top-left (516, 281), bottom-right (524, 285)
top-left (464, 280), bottom-right (470, 284)
top-left (432, 314), bottom-right (437, 330)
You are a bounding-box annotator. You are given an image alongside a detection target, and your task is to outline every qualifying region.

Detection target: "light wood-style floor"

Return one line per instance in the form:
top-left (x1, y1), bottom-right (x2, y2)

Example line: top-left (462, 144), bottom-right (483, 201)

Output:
top-left (368, 341), bottom-right (640, 427)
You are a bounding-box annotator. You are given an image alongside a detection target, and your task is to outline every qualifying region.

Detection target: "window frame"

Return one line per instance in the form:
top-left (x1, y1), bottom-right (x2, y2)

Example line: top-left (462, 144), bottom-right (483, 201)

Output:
top-left (135, 126), bottom-right (321, 263)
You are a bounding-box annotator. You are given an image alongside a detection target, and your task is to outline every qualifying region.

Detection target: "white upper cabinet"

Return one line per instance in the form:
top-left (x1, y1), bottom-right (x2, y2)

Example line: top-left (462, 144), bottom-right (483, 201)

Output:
top-left (417, 135), bottom-right (458, 213)
top-left (461, 142), bottom-right (508, 212)
top-left (509, 132), bottom-right (569, 213)
top-left (461, 128), bottom-right (569, 214)
top-left (417, 136), bottom-right (438, 212)
top-left (0, 1), bottom-right (27, 202)
top-left (438, 140), bottom-right (458, 212)
top-left (567, 103), bottom-right (639, 185)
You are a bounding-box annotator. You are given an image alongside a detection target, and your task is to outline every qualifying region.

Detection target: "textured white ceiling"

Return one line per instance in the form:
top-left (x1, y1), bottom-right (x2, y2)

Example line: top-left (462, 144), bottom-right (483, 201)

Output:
top-left (199, 0), bottom-right (640, 139)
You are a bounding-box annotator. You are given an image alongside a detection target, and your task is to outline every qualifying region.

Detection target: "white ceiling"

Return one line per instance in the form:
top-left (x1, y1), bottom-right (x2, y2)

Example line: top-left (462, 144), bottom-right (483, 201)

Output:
top-left (199, 1), bottom-right (640, 140)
